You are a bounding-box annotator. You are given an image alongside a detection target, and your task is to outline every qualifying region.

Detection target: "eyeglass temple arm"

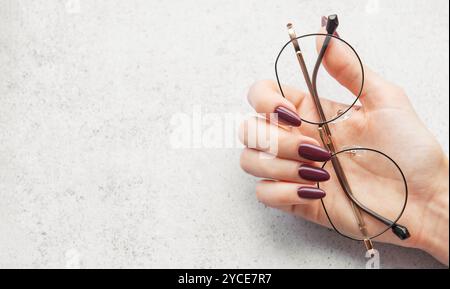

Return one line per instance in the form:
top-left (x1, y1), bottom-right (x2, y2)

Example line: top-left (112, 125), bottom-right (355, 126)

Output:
top-left (322, 133), bottom-right (409, 236)
top-left (316, 17), bottom-right (410, 240)
top-left (314, 21), bottom-right (373, 241)
top-left (287, 16), bottom-right (410, 241)
top-left (315, 17), bottom-right (410, 240)
top-left (287, 21), bottom-right (370, 240)
top-left (288, 22), bottom-right (368, 238)
top-left (328, 156), bottom-right (410, 239)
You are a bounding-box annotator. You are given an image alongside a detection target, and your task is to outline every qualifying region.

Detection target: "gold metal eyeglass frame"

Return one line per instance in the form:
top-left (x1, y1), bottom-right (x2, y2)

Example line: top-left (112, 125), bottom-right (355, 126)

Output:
top-left (278, 15), bottom-right (410, 255)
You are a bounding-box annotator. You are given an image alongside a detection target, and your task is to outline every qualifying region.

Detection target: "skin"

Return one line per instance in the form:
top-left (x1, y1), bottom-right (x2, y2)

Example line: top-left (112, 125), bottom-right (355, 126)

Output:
top-left (239, 28), bottom-right (449, 266)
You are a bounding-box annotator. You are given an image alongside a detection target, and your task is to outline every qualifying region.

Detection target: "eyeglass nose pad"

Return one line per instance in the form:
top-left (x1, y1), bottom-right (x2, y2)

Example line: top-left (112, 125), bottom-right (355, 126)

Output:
top-left (329, 106), bottom-right (360, 124)
top-left (340, 145), bottom-right (366, 157)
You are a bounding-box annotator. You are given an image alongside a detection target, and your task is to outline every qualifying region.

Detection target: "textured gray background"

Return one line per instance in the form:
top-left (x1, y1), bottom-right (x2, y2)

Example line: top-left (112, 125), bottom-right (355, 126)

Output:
top-left (0, 0), bottom-right (448, 268)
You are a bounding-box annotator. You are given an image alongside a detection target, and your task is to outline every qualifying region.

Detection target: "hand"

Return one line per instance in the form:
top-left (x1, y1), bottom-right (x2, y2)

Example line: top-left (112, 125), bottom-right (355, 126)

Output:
top-left (239, 24), bottom-right (449, 265)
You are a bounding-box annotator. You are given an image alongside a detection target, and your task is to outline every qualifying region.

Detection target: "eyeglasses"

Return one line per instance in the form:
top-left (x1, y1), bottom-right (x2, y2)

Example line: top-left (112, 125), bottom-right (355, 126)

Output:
top-left (274, 14), bottom-right (410, 255)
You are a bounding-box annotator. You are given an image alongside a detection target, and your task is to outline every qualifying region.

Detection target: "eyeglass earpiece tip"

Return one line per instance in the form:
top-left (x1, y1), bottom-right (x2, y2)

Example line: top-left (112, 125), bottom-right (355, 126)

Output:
top-left (326, 14), bottom-right (339, 34)
top-left (392, 224), bottom-right (411, 240)
top-left (328, 14), bottom-right (338, 21)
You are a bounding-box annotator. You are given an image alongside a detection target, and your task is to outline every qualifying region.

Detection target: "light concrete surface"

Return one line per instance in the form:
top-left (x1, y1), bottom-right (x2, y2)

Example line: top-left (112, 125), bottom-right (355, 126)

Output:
top-left (0, 0), bottom-right (448, 268)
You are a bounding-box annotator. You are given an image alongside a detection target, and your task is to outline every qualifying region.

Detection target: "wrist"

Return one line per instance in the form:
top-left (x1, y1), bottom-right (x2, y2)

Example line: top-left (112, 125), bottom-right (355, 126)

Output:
top-left (418, 161), bottom-right (449, 265)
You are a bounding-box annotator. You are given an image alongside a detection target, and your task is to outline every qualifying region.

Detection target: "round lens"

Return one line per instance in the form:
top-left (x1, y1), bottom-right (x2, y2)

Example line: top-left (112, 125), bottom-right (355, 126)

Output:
top-left (318, 148), bottom-right (407, 240)
top-left (275, 34), bottom-right (364, 125)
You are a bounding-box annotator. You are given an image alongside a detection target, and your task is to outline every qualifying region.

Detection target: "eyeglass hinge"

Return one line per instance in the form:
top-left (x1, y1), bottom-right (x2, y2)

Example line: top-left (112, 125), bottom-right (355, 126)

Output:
top-left (364, 238), bottom-right (375, 256)
top-left (318, 126), bottom-right (332, 146)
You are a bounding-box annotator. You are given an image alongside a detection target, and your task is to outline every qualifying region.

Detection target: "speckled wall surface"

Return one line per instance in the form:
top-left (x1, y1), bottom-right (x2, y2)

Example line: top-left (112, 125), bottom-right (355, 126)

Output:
top-left (0, 0), bottom-right (448, 268)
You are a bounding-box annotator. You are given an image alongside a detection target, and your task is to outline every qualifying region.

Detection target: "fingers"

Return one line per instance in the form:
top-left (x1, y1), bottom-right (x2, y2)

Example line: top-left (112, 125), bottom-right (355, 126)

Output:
top-left (240, 148), bottom-right (330, 183)
top-left (238, 116), bottom-right (331, 162)
top-left (255, 180), bottom-right (326, 206)
top-left (317, 18), bottom-right (394, 110)
top-left (254, 179), bottom-right (353, 233)
top-left (247, 80), bottom-right (307, 127)
top-left (254, 179), bottom-right (331, 228)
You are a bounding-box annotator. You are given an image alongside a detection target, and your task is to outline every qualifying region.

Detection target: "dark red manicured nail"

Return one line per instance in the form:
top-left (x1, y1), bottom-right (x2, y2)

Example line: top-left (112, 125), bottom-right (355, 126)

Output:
top-left (274, 106), bottom-right (301, 127)
top-left (298, 143), bottom-right (331, 162)
top-left (321, 16), bottom-right (327, 27)
top-left (298, 164), bottom-right (330, 182)
top-left (297, 187), bottom-right (326, 199)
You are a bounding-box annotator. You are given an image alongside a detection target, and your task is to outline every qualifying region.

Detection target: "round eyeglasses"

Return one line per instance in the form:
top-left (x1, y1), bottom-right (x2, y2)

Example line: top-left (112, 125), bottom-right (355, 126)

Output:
top-left (274, 15), bottom-right (410, 254)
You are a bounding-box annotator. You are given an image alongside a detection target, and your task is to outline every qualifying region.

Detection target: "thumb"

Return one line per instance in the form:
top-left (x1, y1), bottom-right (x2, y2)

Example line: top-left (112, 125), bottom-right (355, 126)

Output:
top-left (317, 16), bottom-right (392, 110)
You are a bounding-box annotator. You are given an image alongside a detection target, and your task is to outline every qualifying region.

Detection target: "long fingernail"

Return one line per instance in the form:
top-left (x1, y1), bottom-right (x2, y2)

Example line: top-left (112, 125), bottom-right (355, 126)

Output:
top-left (297, 187), bottom-right (326, 199)
top-left (298, 164), bottom-right (330, 182)
top-left (298, 143), bottom-right (331, 162)
top-left (321, 16), bottom-right (327, 27)
top-left (274, 106), bottom-right (301, 127)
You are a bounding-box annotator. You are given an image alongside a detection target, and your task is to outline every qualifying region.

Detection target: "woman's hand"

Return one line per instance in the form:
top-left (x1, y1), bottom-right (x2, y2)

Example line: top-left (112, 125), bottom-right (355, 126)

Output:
top-left (239, 23), bottom-right (449, 265)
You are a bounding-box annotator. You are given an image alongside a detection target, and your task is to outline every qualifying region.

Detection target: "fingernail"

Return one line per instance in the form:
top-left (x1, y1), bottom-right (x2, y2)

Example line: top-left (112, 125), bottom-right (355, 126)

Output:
top-left (334, 31), bottom-right (340, 38)
top-left (298, 164), bottom-right (330, 182)
top-left (298, 143), bottom-right (331, 162)
top-left (274, 106), bottom-right (301, 127)
top-left (321, 16), bottom-right (327, 27)
top-left (297, 187), bottom-right (326, 199)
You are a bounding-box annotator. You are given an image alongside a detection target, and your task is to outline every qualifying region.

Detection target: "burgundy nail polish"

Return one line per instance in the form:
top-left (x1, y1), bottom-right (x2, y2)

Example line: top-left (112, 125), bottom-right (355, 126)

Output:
top-left (297, 187), bottom-right (326, 199)
top-left (321, 16), bottom-right (327, 27)
top-left (298, 164), bottom-right (330, 182)
top-left (274, 106), bottom-right (301, 127)
top-left (298, 143), bottom-right (331, 162)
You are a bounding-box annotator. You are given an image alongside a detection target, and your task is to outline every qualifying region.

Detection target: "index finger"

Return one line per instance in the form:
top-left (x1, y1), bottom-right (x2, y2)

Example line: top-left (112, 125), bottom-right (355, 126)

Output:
top-left (247, 80), bottom-right (307, 127)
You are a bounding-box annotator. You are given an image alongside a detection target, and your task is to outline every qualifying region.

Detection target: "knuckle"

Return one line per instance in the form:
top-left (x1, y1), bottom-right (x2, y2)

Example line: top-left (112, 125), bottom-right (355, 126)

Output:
top-left (239, 150), bottom-right (250, 172)
top-left (248, 80), bottom-right (268, 94)
top-left (241, 117), bottom-right (262, 150)
top-left (240, 149), bottom-right (256, 174)
top-left (255, 181), bottom-right (268, 203)
top-left (247, 81), bottom-right (260, 105)
top-left (255, 188), bottom-right (264, 203)
top-left (247, 80), bottom-right (274, 107)
top-left (238, 120), bottom-right (248, 145)
top-left (261, 160), bottom-right (277, 177)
